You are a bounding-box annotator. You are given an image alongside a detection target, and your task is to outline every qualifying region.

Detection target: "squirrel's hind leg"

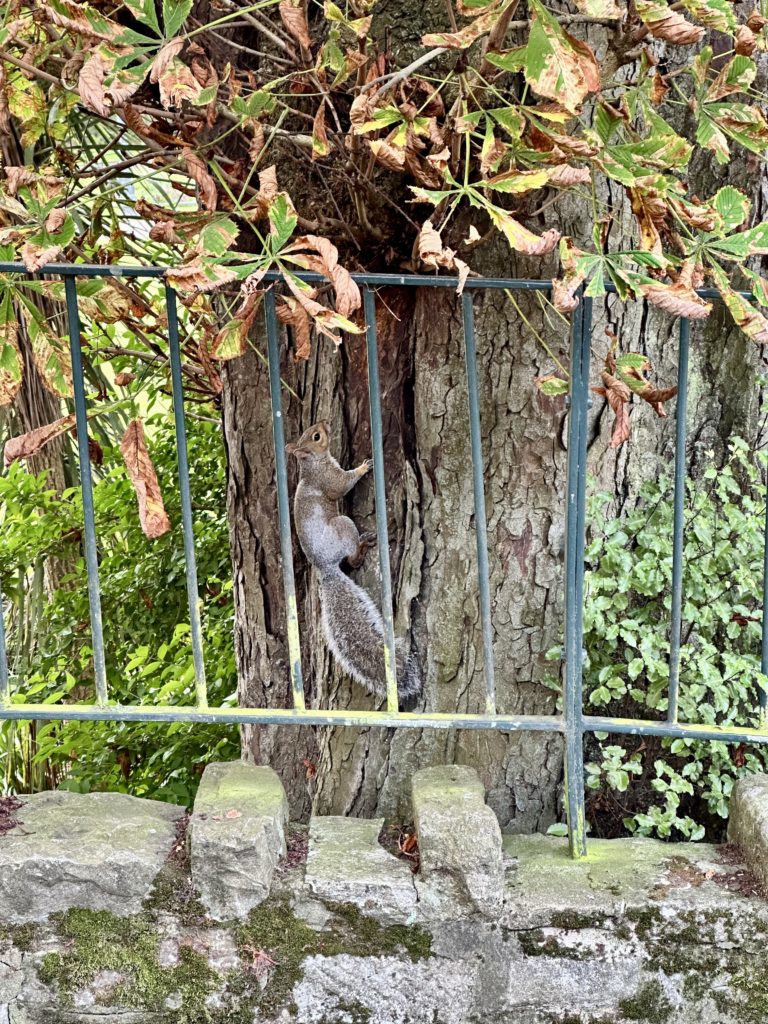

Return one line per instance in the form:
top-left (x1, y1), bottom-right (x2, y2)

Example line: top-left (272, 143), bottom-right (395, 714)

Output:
top-left (345, 530), bottom-right (377, 570)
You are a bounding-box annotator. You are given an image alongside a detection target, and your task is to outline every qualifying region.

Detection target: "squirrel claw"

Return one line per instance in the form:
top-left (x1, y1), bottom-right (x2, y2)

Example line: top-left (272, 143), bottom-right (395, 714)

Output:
top-left (362, 458), bottom-right (374, 473)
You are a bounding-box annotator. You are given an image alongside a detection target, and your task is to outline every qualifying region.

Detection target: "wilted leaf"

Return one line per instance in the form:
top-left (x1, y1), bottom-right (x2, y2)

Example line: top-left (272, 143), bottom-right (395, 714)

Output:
top-left (593, 367), bottom-right (631, 447)
top-left (571, 0), bottom-right (621, 15)
top-left (414, 220), bottom-right (472, 294)
top-left (547, 165), bottom-right (591, 187)
top-left (277, 296), bottom-right (312, 360)
top-left (0, 320), bottom-right (23, 406)
top-left (536, 374), bottom-right (570, 396)
top-left (211, 318), bottom-right (250, 360)
top-left (279, 0), bottom-right (311, 48)
top-left (640, 281), bottom-right (712, 319)
top-left (422, 0), bottom-right (509, 48)
top-left (150, 37), bottom-right (185, 83)
top-left (183, 150), bottom-right (218, 211)
top-left (717, 285), bottom-right (768, 343)
top-left (521, 0), bottom-right (600, 113)
top-left (114, 371), bottom-right (137, 386)
top-left (735, 25), bottom-right (756, 55)
top-left (159, 58), bottom-right (203, 108)
top-left (635, 0), bottom-right (704, 43)
top-left (120, 418), bottom-right (172, 539)
top-left (283, 234), bottom-right (361, 315)
top-left (614, 352), bottom-right (677, 416)
top-left (197, 217), bottom-right (239, 256)
top-left (28, 321), bottom-right (73, 397)
top-left (20, 242), bottom-right (61, 273)
top-left (4, 414), bottom-right (76, 467)
top-left (164, 260), bottom-right (237, 296)
top-left (680, 0), bottom-right (736, 31)
top-left (5, 167), bottom-right (37, 195)
top-left (482, 168), bottom-right (550, 193)
top-left (78, 52), bottom-right (110, 116)
top-left (487, 207), bottom-right (560, 255)
top-left (45, 207), bottom-right (68, 234)
top-left (312, 102), bottom-right (330, 159)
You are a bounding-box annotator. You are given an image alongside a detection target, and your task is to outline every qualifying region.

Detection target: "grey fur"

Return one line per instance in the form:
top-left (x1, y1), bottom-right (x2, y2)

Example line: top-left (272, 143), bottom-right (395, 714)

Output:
top-left (287, 422), bottom-right (422, 705)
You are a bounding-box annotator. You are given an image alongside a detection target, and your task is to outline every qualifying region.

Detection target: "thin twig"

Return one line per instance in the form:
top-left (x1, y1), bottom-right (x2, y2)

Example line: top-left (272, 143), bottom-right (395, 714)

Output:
top-left (0, 50), bottom-right (60, 85)
top-left (362, 47), bottom-right (449, 98)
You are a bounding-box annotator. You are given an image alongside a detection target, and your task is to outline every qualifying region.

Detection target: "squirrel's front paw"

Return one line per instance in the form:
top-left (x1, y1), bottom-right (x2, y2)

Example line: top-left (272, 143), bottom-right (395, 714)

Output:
top-left (361, 458), bottom-right (374, 474)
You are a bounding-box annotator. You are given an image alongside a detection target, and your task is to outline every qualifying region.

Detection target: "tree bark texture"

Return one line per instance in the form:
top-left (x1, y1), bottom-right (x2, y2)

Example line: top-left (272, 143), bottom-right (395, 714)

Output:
top-left (218, 15), bottom-right (768, 824)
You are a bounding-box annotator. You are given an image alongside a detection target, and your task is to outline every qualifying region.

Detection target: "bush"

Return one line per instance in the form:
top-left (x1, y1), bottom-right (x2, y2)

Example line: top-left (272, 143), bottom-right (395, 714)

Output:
top-left (574, 438), bottom-right (768, 841)
top-left (0, 413), bottom-right (239, 805)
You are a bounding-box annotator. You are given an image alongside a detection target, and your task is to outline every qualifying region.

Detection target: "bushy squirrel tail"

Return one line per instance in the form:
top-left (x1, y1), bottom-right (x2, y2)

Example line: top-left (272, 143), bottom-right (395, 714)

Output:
top-left (318, 566), bottom-right (421, 703)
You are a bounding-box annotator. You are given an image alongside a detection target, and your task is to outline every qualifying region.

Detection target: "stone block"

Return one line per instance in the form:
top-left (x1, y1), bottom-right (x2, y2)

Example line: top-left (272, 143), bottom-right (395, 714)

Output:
top-left (305, 816), bottom-right (418, 923)
top-left (728, 771), bottom-right (768, 889)
top-left (412, 765), bottom-right (503, 918)
top-left (189, 761), bottom-right (288, 921)
top-left (0, 791), bottom-right (183, 924)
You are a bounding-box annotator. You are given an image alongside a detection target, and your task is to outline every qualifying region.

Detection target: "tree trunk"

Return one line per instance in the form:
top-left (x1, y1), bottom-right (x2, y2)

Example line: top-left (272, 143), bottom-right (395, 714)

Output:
top-left (218, 14), bottom-right (768, 824)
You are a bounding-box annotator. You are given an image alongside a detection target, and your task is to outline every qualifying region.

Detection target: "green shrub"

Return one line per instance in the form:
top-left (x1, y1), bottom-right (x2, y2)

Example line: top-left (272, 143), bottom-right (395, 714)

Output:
top-left (569, 438), bottom-right (768, 841)
top-left (0, 413), bottom-right (239, 805)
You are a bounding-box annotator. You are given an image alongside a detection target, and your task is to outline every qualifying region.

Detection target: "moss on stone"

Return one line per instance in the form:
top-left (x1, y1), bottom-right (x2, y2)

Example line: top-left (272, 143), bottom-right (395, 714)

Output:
top-left (143, 861), bottom-right (209, 926)
top-left (38, 908), bottom-right (218, 1021)
top-left (518, 928), bottom-right (590, 961)
top-left (233, 895), bottom-right (432, 1017)
top-left (549, 910), bottom-right (607, 931)
top-left (0, 922), bottom-right (38, 951)
top-left (618, 980), bottom-right (673, 1023)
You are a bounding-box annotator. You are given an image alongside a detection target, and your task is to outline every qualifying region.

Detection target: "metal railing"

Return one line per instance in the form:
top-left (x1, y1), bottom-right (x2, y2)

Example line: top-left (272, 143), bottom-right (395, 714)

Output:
top-left (1, 261), bottom-right (767, 859)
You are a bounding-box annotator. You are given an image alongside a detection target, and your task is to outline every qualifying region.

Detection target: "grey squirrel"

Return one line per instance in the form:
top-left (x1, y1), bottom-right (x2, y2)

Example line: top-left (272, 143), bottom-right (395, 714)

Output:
top-left (286, 421), bottom-right (421, 704)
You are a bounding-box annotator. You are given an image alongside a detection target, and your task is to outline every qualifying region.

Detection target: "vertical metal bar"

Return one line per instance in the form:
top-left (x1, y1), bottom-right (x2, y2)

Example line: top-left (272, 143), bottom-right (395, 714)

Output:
top-left (0, 588), bottom-right (8, 706)
top-left (363, 287), bottom-right (399, 713)
top-left (165, 286), bottom-right (207, 709)
top-left (264, 288), bottom-right (305, 711)
top-left (668, 317), bottom-right (690, 724)
top-left (462, 292), bottom-right (497, 716)
top-left (563, 291), bottom-right (590, 859)
top-left (64, 275), bottom-right (108, 706)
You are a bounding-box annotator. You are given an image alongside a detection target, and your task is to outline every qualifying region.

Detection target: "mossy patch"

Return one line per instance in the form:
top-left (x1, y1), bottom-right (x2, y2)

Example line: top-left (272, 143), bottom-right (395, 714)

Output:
top-left (38, 908), bottom-right (218, 1021)
top-left (233, 895), bottom-right (432, 1016)
top-left (0, 922), bottom-right (38, 952)
top-left (618, 980), bottom-right (673, 1023)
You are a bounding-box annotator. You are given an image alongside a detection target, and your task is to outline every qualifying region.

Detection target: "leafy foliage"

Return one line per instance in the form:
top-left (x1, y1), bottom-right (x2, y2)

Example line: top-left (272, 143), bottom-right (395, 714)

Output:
top-left (557, 440), bottom-right (768, 840)
top-left (0, 415), bottom-right (238, 804)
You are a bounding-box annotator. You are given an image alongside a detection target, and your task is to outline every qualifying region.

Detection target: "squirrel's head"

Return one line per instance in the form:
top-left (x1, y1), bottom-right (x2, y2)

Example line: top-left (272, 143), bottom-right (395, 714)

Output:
top-left (286, 421), bottom-right (331, 461)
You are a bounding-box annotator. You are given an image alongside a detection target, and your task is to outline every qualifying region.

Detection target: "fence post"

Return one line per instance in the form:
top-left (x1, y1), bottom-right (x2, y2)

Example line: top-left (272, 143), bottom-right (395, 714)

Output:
top-left (563, 292), bottom-right (591, 858)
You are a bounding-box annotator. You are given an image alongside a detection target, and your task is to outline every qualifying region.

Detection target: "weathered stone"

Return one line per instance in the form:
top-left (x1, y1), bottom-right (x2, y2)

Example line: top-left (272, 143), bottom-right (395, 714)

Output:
top-left (293, 954), bottom-right (478, 1024)
top-left (189, 761), bottom-right (288, 921)
top-left (0, 791), bottom-right (183, 924)
top-left (412, 765), bottom-right (503, 918)
top-left (728, 771), bottom-right (768, 890)
top-left (305, 817), bottom-right (418, 924)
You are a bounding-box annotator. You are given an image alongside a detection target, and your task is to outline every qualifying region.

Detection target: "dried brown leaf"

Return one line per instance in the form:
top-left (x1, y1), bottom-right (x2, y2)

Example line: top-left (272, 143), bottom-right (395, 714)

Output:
top-left (640, 281), bottom-right (712, 319)
top-left (78, 53), bottom-right (110, 116)
top-left (183, 150), bottom-right (218, 212)
top-left (593, 371), bottom-right (631, 447)
top-left (5, 167), bottom-right (36, 195)
top-left (279, 0), bottom-right (311, 48)
top-left (150, 37), bottom-right (185, 83)
top-left (277, 297), bottom-right (312, 361)
top-left (735, 24), bottom-right (756, 55)
top-left (0, 320), bottom-right (22, 406)
top-left (120, 418), bottom-right (172, 540)
top-left (114, 371), bottom-right (137, 386)
top-left (45, 207), bottom-right (67, 234)
top-left (21, 242), bottom-right (61, 273)
top-left (546, 164), bottom-right (591, 187)
top-left (159, 59), bottom-right (202, 108)
top-left (4, 414), bottom-right (76, 467)
top-left (164, 260), bottom-right (237, 297)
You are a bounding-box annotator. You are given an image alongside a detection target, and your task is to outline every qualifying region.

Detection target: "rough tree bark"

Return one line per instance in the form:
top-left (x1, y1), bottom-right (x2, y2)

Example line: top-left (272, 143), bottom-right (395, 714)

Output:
top-left (218, 12), bottom-right (768, 824)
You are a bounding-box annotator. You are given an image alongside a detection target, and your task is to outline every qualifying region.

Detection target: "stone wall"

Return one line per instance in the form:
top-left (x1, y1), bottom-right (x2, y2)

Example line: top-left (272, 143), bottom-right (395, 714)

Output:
top-left (1, 762), bottom-right (767, 1023)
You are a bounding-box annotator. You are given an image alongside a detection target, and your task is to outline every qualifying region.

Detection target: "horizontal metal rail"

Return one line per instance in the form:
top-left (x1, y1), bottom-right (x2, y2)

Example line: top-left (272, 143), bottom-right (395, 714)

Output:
top-left (1, 259), bottom-right (767, 862)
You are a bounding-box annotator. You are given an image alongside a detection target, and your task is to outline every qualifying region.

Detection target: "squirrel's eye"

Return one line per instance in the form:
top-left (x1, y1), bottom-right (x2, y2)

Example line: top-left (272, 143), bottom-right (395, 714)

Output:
top-left (313, 432), bottom-right (321, 442)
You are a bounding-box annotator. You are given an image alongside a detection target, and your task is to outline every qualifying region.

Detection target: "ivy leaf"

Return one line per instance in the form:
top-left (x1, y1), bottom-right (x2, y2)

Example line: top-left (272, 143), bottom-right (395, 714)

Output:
top-left (162, 0), bottom-right (192, 38)
top-left (522, 0), bottom-right (600, 113)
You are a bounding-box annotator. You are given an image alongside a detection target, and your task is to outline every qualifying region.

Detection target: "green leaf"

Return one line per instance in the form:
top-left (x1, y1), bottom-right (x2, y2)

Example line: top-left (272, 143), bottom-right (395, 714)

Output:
top-left (162, 0), bottom-right (192, 37)
top-left (124, 0), bottom-right (162, 35)
top-left (680, 0), bottom-right (735, 32)
top-left (536, 375), bottom-right (569, 396)
top-left (27, 318), bottom-right (73, 398)
top-left (198, 217), bottom-right (239, 257)
top-left (268, 194), bottom-right (298, 250)
top-left (546, 823), bottom-right (569, 836)
top-left (211, 318), bottom-right (249, 360)
top-left (712, 186), bottom-right (750, 233)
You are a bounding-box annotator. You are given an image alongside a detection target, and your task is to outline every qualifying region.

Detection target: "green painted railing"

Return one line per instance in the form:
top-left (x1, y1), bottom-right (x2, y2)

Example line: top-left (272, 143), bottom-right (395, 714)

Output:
top-left (0, 261), bottom-right (766, 859)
